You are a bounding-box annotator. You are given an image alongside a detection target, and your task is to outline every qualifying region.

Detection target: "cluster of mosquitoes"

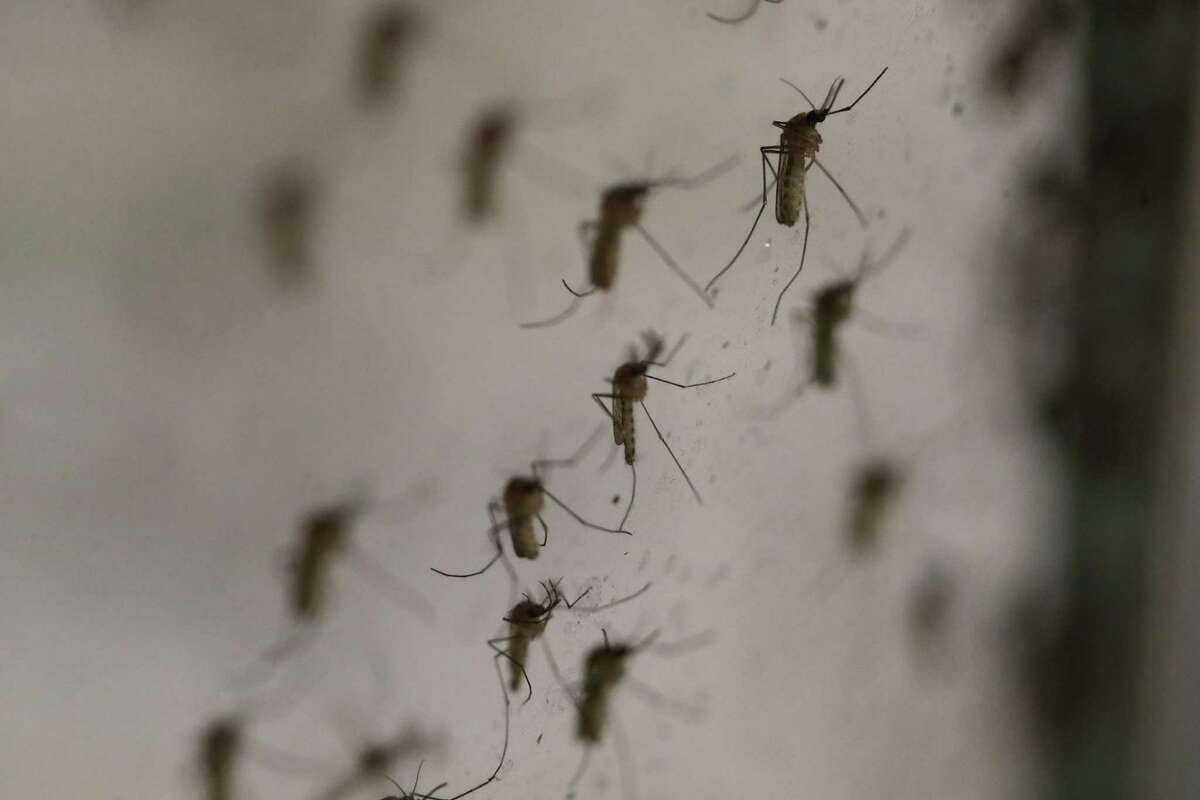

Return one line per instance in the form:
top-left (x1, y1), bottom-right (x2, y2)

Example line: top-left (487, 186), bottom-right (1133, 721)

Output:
top-left (200, 3), bottom-right (957, 799)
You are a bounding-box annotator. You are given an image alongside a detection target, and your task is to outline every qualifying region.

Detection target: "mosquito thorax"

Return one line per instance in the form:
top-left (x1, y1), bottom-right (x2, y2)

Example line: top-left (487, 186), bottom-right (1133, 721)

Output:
top-left (815, 281), bottom-right (856, 325)
top-left (476, 109), bottom-right (514, 152)
top-left (203, 717), bottom-right (240, 762)
top-left (601, 184), bottom-right (649, 227)
top-left (503, 476), bottom-right (545, 517)
top-left (857, 460), bottom-right (900, 502)
top-left (585, 645), bottom-right (631, 688)
top-left (613, 363), bottom-right (649, 401)
top-left (303, 505), bottom-right (352, 553)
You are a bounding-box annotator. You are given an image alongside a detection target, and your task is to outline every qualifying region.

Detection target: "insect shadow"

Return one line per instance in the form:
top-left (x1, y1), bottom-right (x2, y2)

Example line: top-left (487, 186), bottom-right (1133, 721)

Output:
top-left (519, 157), bottom-right (739, 329)
top-left (591, 331), bottom-right (735, 528)
top-left (354, 2), bottom-right (423, 111)
top-left (707, 0), bottom-right (783, 25)
top-left (704, 68), bottom-right (888, 324)
top-left (489, 578), bottom-right (654, 705)
top-left (430, 426), bottom-right (633, 587)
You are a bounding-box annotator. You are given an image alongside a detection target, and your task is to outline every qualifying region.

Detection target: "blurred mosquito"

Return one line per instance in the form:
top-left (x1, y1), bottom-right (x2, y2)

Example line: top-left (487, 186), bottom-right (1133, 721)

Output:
top-left (312, 724), bottom-right (429, 800)
top-left (237, 494), bottom-right (433, 687)
top-left (519, 158), bottom-right (739, 329)
top-left (704, 68), bottom-right (887, 324)
top-left (789, 229), bottom-right (913, 394)
top-left (355, 2), bottom-right (422, 110)
top-left (260, 162), bottom-right (320, 288)
top-left (560, 628), bottom-right (712, 800)
top-left (431, 426), bottom-right (632, 583)
top-left (592, 331), bottom-right (735, 528)
top-left (707, 0), bottom-right (783, 25)
top-left (490, 578), bottom-right (653, 704)
top-left (461, 104), bottom-right (517, 225)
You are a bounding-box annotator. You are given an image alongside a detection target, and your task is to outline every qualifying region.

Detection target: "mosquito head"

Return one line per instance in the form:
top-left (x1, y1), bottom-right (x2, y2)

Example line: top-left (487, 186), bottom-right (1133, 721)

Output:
top-left (503, 476), bottom-right (545, 517)
top-left (302, 503), bottom-right (353, 554)
top-left (601, 183), bottom-right (651, 227)
top-left (201, 716), bottom-right (240, 767)
top-left (585, 642), bottom-right (633, 689)
top-left (856, 459), bottom-right (901, 505)
top-left (612, 362), bottom-right (649, 400)
top-left (814, 280), bottom-right (858, 327)
top-left (475, 106), bottom-right (516, 153)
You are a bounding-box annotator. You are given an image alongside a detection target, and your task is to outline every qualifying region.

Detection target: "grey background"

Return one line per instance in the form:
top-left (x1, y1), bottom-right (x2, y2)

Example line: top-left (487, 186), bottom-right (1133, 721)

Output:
top-left (0, 1), bottom-right (1073, 798)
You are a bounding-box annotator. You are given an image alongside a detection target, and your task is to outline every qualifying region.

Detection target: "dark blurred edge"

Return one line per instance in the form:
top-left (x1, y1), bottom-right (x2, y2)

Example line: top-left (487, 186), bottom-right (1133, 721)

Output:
top-left (1014, 2), bottom-right (1200, 799)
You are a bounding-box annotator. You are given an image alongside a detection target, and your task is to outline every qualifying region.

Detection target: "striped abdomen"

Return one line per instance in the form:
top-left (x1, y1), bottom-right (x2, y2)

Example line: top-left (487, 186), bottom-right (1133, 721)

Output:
top-left (589, 224), bottom-right (621, 290)
top-left (615, 397), bottom-right (636, 464)
top-left (776, 149), bottom-right (807, 227)
top-left (508, 513), bottom-right (540, 560)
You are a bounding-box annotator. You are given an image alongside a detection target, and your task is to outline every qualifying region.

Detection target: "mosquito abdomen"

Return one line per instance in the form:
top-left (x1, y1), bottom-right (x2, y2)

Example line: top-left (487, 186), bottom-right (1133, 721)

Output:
top-left (577, 687), bottom-right (609, 743)
top-left (509, 514), bottom-right (540, 560)
top-left (617, 398), bottom-right (636, 464)
top-left (589, 223), bottom-right (621, 290)
top-left (814, 320), bottom-right (837, 387)
top-left (776, 149), bottom-right (807, 227)
top-left (507, 635), bottom-right (530, 693)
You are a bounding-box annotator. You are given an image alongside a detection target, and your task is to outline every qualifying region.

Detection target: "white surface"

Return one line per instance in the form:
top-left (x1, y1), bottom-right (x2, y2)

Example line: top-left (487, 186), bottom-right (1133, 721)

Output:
top-left (1, 1), bottom-right (1051, 798)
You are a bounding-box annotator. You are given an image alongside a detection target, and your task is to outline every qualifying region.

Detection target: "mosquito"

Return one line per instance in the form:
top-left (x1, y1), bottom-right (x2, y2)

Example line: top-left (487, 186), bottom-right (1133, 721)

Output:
top-left (237, 495), bottom-right (433, 687)
top-left (562, 628), bottom-right (710, 799)
top-left (261, 162), bottom-right (320, 288)
top-left (592, 331), bottom-right (735, 528)
top-left (355, 2), bottom-right (421, 110)
top-left (707, 0), bottom-right (783, 25)
top-left (431, 426), bottom-right (632, 583)
top-left (489, 578), bottom-right (653, 704)
top-left (461, 104), bottom-right (517, 226)
top-left (704, 68), bottom-right (888, 324)
top-left (519, 158), bottom-right (739, 329)
top-left (790, 229), bottom-right (912, 393)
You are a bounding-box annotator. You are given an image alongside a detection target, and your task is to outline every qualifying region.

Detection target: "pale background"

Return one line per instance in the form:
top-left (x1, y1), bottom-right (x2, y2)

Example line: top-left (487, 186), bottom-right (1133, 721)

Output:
top-left (1, 1), bottom-right (1073, 798)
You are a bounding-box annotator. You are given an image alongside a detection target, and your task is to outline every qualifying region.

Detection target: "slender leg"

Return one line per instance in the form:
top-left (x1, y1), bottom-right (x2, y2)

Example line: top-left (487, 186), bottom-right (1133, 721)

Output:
top-left (618, 462), bottom-right (636, 531)
top-left (639, 401), bottom-right (703, 504)
top-left (488, 635), bottom-right (533, 704)
top-left (634, 224), bottom-right (713, 308)
top-left (707, 0), bottom-right (761, 25)
top-left (771, 202), bottom-right (811, 325)
top-left (705, 146), bottom-right (781, 293)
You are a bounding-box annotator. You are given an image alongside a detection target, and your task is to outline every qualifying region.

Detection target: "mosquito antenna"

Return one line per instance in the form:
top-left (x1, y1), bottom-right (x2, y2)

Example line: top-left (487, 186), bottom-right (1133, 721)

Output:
top-left (542, 488), bottom-right (633, 535)
top-left (644, 371), bottom-right (736, 389)
top-left (707, 0), bottom-right (760, 24)
top-left (619, 463), bottom-right (636, 530)
top-left (809, 157), bottom-right (867, 227)
top-left (639, 400), bottom-right (703, 504)
top-left (779, 77), bottom-right (817, 110)
top-left (820, 77), bottom-right (846, 113)
top-left (772, 205), bottom-right (811, 325)
top-left (572, 581), bottom-right (653, 614)
top-left (827, 67), bottom-right (888, 116)
top-left (633, 224), bottom-right (714, 308)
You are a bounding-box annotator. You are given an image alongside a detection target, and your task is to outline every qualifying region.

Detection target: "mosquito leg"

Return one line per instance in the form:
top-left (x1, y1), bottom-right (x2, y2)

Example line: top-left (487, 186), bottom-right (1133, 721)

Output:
top-left (619, 462), bottom-right (637, 530)
top-left (707, 0), bottom-right (760, 24)
top-left (536, 513), bottom-right (549, 546)
top-left (639, 401), bottom-right (703, 504)
top-left (488, 635), bottom-right (533, 704)
top-left (771, 202), bottom-right (810, 325)
top-left (345, 545), bottom-right (436, 622)
top-left (530, 422), bottom-right (606, 476)
top-left (645, 371), bottom-right (736, 389)
top-left (705, 146), bottom-right (780, 293)
top-left (809, 157), bottom-right (866, 227)
top-left (542, 488), bottom-right (633, 535)
top-left (634, 224), bottom-right (713, 308)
